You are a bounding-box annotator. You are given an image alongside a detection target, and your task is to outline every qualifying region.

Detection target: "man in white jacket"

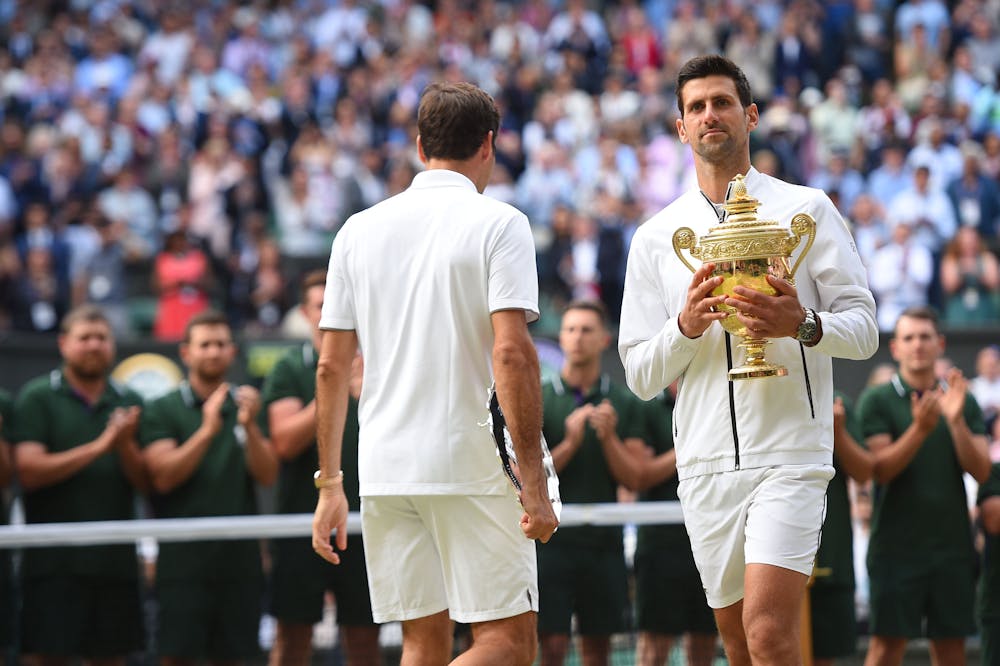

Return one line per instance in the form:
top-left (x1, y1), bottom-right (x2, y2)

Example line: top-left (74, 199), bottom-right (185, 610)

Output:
top-left (619, 55), bottom-right (878, 665)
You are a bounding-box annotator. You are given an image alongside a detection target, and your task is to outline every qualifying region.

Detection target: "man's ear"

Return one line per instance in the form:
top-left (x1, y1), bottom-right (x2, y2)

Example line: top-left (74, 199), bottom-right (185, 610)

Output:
top-left (676, 116), bottom-right (688, 144)
top-left (416, 135), bottom-right (428, 165)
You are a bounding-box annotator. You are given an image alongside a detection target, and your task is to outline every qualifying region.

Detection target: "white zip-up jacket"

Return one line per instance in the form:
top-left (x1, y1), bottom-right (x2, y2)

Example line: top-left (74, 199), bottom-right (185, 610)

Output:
top-left (619, 168), bottom-right (878, 480)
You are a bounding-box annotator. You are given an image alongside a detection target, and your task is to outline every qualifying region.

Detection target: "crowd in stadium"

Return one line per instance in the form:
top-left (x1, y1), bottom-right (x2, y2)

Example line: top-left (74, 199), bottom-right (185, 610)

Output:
top-left (0, 0), bottom-right (998, 337)
top-left (1, 0), bottom-right (1000, 664)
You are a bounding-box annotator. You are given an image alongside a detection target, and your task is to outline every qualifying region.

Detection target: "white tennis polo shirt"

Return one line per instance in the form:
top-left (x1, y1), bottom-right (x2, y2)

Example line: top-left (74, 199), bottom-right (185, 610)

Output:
top-left (320, 168), bottom-right (540, 496)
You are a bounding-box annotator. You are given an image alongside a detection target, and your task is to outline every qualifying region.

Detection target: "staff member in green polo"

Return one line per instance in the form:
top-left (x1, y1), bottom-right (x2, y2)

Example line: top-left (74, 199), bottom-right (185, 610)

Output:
top-left (13, 304), bottom-right (148, 664)
top-left (537, 300), bottom-right (647, 666)
top-left (858, 306), bottom-right (990, 665)
top-left (263, 271), bottom-right (379, 666)
top-left (977, 440), bottom-right (1000, 666)
top-left (140, 309), bottom-right (278, 665)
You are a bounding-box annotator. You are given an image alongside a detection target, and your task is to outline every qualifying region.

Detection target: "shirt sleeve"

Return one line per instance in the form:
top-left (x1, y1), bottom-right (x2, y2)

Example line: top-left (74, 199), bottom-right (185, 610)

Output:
top-left (857, 388), bottom-right (893, 440)
top-left (618, 225), bottom-right (701, 400)
top-left (261, 355), bottom-right (300, 405)
top-left (488, 213), bottom-right (539, 322)
top-left (978, 464), bottom-right (1000, 504)
top-left (11, 383), bottom-right (48, 445)
top-left (319, 223), bottom-right (356, 330)
top-left (138, 396), bottom-right (176, 448)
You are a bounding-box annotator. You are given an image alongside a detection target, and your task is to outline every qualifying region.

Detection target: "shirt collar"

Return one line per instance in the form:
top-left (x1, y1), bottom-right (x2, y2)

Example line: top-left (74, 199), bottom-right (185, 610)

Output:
top-left (409, 169), bottom-right (478, 192)
top-left (553, 374), bottom-right (611, 403)
top-left (51, 368), bottom-right (124, 408)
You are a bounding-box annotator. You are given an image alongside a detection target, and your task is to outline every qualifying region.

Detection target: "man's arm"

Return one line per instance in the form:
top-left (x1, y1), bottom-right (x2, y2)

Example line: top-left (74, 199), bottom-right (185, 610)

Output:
top-left (234, 385), bottom-right (278, 487)
top-left (143, 383), bottom-right (229, 494)
top-left (268, 397), bottom-right (317, 460)
top-left (491, 309), bottom-right (558, 541)
top-left (940, 369), bottom-right (991, 483)
top-left (16, 411), bottom-right (127, 491)
top-left (833, 397), bottom-right (873, 484)
top-left (549, 404), bottom-right (592, 472)
top-left (312, 328), bottom-right (357, 565)
top-left (624, 438), bottom-right (678, 492)
top-left (114, 406), bottom-right (151, 493)
top-left (589, 400), bottom-right (647, 491)
top-left (870, 390), bottom-right (940, 484)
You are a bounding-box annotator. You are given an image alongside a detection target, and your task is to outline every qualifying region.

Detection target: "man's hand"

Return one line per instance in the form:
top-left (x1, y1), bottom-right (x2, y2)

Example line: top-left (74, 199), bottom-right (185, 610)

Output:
top-left (833, 396), bottom-right (847, 434)
top-left (312, 487), bottom-right (349, 565)
top-left (589, 400), bottom-right (618, 442)
top-left (728, 274), bottom-right (805, 339)
top-left (114, 406), bottom-right (142, 448)
top-left (940, 367), bottom-right (969, 425)
top-left (519, 485), bottom-right (559, 543)
top-left (911, 388), bottom-right (942, 435)
top-left (678, 262), bottom-right (727, 338)
top-left (564, 405), bottom-right (594, 448)
top-left (234, 385), bottom-right (261, 426)
top-left (202, 383), bottom-right (230, 435)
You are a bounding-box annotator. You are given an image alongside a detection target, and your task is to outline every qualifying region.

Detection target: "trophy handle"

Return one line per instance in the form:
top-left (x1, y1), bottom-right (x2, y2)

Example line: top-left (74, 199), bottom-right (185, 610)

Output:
top-left (672, 227), bottom-right (698, 275)
top-left (788, 213), bottom-right (816, 280)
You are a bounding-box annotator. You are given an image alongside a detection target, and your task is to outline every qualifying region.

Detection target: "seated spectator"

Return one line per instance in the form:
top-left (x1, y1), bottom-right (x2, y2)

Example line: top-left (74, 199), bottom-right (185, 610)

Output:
top-left (269, 163), bottom-right (339, 258)
top-left (939, 226), bottom-right (1000, 327)
top-left (868, 222), bottom-right (933, 331)
top-left (971, 345), bottom-right (1000, 435)
top-left (10, 246), bottom-right (70, 333)
top-left (887, 164), bottom-right (957, 254)
top-left (74, 214), bottom-right (130, 337)
top-left (152, 227), bottom-right (211, 342)
top-left (947, 147), bottom-right (1000, 242)
top-left (97, 168), bottom-right (159, 262)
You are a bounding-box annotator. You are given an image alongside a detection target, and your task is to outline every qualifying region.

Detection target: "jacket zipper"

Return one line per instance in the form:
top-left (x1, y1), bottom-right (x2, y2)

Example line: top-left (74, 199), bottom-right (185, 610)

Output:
top-left (724, 333), bottom-right (740, 469)
top-left (799, 343), bottom-right (816, 418)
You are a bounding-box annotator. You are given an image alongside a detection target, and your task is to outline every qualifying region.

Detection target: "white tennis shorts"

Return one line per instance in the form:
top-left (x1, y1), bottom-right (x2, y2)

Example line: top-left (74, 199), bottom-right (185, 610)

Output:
top-left (677, 463), bottom-right (834, 609)
top-left (360, 493), bottom-right (539, 624)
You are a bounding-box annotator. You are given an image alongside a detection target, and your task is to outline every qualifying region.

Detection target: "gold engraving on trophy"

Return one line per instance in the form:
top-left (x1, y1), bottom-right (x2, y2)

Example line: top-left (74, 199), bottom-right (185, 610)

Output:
top-left (672, 174), bottom-right (816, 380)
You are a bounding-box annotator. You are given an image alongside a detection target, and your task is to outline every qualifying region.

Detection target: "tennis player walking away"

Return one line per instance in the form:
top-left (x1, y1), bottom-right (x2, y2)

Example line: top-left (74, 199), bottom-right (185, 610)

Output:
top-left (312, 81), bottom-right (559, 666)
top-left (618, 55), bottom-right (878, 665)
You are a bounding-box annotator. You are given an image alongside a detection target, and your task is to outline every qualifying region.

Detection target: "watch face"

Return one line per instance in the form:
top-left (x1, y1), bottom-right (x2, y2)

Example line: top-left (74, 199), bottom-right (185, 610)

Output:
top-left (797, 310), bottom-right (817, 341)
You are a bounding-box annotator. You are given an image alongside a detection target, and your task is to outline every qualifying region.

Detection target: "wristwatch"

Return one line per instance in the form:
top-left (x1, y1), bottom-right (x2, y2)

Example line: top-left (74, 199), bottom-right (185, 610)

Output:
top-left (795, 308), bottom-right (819, 345)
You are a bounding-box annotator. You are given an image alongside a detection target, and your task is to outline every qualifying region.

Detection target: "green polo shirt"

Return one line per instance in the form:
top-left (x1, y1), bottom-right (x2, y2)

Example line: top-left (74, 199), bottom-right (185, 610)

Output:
top-left (814, 392), bottom-right (865, 590)
top-left (633, 391), bottom-right (695, 569)
top-left (12, 370), bottom-right (143, 579)
top-left (541, 375), bottom-right (644, 550)
top-left (858, 374), bottom-right (985, 574)
top-left (978, 464), bottom-right (1000, 619)
top-left (138, 381), bottom-right (265, 581)
top-left (261, 342), bottom-right (361, 514)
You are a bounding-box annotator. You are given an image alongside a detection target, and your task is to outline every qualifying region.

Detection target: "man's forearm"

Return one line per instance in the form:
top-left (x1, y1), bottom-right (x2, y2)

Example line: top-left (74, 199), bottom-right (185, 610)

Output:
top-left (315, 330), bottom-right (358, 478)
top-left (948, 417), bottom-right (991, 483)
top-left (493, 337), bottom-right (544, 488)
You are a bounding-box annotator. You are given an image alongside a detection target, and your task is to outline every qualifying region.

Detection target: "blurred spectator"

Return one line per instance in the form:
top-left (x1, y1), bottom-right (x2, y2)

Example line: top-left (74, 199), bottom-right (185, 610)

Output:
top-left (618, 6), bottom-right (661, 78)
top-left (664, 1), bottom-right (718, 80)
top-left (907, 117), bottom-right (964, 191)
top-left (74, 214), bottom-right (130, 338)
top-left (947, 147), bottom-right (1000, 242)
top-left (97, 168), bottom-right (159, 261)
top-left (858, 80), bottom-right (912, 156)
top-left (868, 222), bottom-right (933, 332)
top-left (724, 11), bottom-right (775, 103)
top-left (867, 143), bottom-right (912, 211)
top-left (246, 238), bottom-right (287, 335)
top-left (0, 387), bottom-right (11, 655)
top-left (808, 150), bottom-right (864, 215)
top-left (844, 0), bottom-right (891, 83)
top-left (516, 141), bottom-right (576, 227)
top-left (887, 164), bottom-right (956, 254)
top-left (73, 27), bottom-right (133, 102)
top-left (939, 227), bottom-right (1000, 327)
top-left (894, 0), bottom-right (951, 52)
top-left (137, 7), bottom-right (194, 87)
top-left (809, 78), bottom-right (861, 164)
top-left (187, 137), bottom-right (244, 259)
top-left (971, 345), bottom-right (1000, 434)
top-left (847, 193), bottom-right (890, 269)
top-left (893, 22), bottom-right (937, 113)
top-left (773, 10), bottom-right (820, 97)
top-left (152, 225), bottom-right (211, 342)
top-left (964, 11), bottom-right (1000, 86)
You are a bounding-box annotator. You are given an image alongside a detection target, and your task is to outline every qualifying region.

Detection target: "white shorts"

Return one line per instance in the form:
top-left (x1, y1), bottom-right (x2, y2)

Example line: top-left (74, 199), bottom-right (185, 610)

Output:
top-left (361, 493), bottom-right (538, 624)
top-left (677, 464), bottom-right (833, 609)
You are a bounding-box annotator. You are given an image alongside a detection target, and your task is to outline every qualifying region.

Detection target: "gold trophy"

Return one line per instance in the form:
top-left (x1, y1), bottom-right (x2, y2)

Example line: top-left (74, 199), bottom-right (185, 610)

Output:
top-left (672, 174), bottom-right (816, 380)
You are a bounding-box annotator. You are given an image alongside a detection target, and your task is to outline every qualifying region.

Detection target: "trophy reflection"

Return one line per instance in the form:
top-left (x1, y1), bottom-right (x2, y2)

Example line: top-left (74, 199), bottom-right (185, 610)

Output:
top-left (672, 174), bottom-right (816, 380)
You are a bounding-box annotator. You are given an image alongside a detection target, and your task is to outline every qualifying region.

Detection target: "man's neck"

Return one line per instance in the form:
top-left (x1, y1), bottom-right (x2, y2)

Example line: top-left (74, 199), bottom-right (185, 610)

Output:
top-left (189, 373), bottom-right (225, 400)
top-left (901, 368), bottom-right (937, 392)
top-left (696, 159), bottom-right (752, 203)
top-left (423, 160), bottom-right (484, 192)
top-left (561, 363), bottom-right (602, 394)
top-left (63, 367), bottom-right (106, 404)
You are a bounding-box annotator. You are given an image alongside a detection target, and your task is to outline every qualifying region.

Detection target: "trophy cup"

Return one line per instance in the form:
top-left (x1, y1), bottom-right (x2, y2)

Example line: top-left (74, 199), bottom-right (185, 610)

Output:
top-left (672, 174), bottom-right (816, 380)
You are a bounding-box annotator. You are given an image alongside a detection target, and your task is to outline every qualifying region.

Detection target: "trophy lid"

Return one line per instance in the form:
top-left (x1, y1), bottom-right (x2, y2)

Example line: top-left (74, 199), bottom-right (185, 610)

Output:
top-left (695, 174), bottom-right (795, 261)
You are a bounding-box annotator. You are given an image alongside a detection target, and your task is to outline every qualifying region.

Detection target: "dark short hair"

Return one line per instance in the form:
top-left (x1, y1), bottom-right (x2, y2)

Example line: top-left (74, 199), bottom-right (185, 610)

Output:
top-left (676, 55), bottom-right (753, 117)
top-left (60, 304), bottom-right (111, 335)
top-left (300, 269), bottom-right (327, 304)
top-left (417, 82), bottom-right (499, 161)
top-left (563, 299), bottom-right (608, 326)
top-left (183, 309), bottom-right (231, 343)
top-left (895, 306), bottom-right (941, 336)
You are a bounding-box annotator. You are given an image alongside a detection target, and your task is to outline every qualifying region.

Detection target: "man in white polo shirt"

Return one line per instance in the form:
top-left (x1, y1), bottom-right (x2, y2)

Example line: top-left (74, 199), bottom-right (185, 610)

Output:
top-left (312, 81), bottom-right (559, 665)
